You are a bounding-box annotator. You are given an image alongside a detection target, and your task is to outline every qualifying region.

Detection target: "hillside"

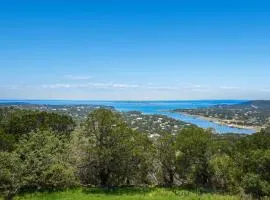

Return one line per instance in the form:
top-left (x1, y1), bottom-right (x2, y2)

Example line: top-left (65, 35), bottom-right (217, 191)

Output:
top-left (219, 100), bottom-right (270, 111)
top-left (173, 100), bottom-right (270, 128)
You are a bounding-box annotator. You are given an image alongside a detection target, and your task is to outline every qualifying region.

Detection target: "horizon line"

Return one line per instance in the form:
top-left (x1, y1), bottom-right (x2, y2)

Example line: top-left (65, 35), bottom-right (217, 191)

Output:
top-left (0, 98), bottom-right (255, 102)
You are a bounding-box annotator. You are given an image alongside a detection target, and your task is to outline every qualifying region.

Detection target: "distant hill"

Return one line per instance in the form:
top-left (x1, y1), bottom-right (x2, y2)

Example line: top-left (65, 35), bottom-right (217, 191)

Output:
top-left (173, 100), bottom-right (270, 127)
top-left (216, 100), bottom-right (270, 111)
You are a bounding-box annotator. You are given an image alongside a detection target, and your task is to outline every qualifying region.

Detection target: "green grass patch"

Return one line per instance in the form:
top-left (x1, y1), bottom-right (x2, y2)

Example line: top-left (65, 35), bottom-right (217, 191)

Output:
top-left (9, 187), bottom-right (240, 200)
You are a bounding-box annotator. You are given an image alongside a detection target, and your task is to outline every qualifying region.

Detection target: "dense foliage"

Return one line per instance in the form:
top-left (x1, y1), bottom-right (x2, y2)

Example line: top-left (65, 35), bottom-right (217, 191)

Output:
top-left (0, 108), bottom-right (75, 137)
top-left (0, 108), bottom-right (269, 199)
top-left (0, 108), bottom-right (75, 151)
top-left (78, 109), bottom-right (154, 186)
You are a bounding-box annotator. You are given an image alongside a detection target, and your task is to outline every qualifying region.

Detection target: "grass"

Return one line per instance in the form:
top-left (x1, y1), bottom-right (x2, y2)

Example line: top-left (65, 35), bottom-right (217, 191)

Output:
top-left (9, 187), bottom-right (240, 200)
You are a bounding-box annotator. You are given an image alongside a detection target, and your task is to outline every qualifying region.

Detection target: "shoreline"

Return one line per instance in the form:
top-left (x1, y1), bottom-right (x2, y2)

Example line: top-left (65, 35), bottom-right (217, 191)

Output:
top-left (175, 112), bottom-right (261, 132)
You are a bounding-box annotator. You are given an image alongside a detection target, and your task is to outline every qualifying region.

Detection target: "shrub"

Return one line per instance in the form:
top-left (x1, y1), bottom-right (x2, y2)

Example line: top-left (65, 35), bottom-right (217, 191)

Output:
top-left (0, 131), bottom-right (77, 200)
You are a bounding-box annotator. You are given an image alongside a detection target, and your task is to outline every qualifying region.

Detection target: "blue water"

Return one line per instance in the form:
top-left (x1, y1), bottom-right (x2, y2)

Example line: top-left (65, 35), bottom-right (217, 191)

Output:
top-left (0, 100), bottom-right (255, 134)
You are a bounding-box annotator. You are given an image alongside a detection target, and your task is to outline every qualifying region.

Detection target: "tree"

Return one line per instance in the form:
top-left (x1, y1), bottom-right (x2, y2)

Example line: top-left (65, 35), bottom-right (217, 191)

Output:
top-left (16, 130), bottom-right (77, 190)
top-left (0, 109), bottom-right (75, 139)
top-left (156, 132), bottom-right (177, 186)
top-left (235, 128), bottom-right (270, 197)
top-left (81, 109), bottom-right (153, 187)
top-left (175, 127), bottom-right (212, 187)
top-left (239, 150), bottom-right (270, 197)
top-left (236, 128), bottom-right (270, 152)
top-left (0, 129), bottom-right (15, 151)
top-left (0, 151), bottom-right (23, 200)
top-left (208, 154), bottom-right (239, 192)
top-left (0, 131), bottom-right (77, 200)
top-left (241, 173), bottom-right (270, 198)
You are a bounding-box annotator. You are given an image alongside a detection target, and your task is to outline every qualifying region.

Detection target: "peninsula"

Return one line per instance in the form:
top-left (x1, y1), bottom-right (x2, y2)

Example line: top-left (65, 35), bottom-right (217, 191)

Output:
top-left (172, 100), bottom-right (270, 131)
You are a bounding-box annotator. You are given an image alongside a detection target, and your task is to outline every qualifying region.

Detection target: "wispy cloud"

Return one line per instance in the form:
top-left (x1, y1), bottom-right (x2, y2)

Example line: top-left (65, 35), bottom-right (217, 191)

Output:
top-left (42, 84), bottom-right (73, 89)
top-left (0, 85), bottom-right (21, 89)
top-left (111, 83), bottom-right (139, 88)
top-left (181, 84), bottom-right (209, 92)
top-left (7, 82), bottom-right (256, 96)
top-left (0, 84), bottom-right (36, 90)
top-left (64, 75), bottom-right (93, 80)
top-left (144, 86), bottom-right (177, 91)
top-left (219, 86), bottom-right (240, 90)
top-left (41, 82), bottom-right (180, 91)
top-left (42, 82), bottom-right (139, 89)
top-left (260, 88), bottom-right (270, 93)
top-left (41, 82), bottom-right (214, 91)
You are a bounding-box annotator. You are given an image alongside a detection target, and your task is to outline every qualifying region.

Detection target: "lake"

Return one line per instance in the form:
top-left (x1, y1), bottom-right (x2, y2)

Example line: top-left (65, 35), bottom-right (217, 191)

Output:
top-left (0, 100), bottom-right (255, 134)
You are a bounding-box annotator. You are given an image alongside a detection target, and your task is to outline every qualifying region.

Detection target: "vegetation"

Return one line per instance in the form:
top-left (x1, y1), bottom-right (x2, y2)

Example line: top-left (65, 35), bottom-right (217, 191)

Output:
top-left (173, 100), bottom-right (270, 127)
top-left (0, 108), bottom-right (75, 149)
top-left (78, 109), bottom-right (154, 186)
top-left (11, 188), bottom-right (240, 200)
top-left (123, 111), bottom-right (191, 134)
top-left (0, 107), bottom-right (269, 199)
top-left (0, 104), bottom-right (192, 134)
top-left (0, 103), bottom-right (113, 122)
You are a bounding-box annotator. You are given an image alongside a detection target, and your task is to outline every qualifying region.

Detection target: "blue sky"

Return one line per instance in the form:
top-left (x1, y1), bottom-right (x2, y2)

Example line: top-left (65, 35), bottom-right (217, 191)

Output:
top-left (1, 0), bottom-right (270, 100)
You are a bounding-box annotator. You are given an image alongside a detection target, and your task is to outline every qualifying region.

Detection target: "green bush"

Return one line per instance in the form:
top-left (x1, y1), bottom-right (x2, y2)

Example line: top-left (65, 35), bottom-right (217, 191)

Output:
top-left (208, 154), bottom-right (239, 192)
top-left (175, 127), bottom-right (212, 187)
top-left (241, 173), bottom-right (270, 198)
top-left (0, 108), bottom-right (75, 139)
top-left (0, 131), bottom-right (77, 200)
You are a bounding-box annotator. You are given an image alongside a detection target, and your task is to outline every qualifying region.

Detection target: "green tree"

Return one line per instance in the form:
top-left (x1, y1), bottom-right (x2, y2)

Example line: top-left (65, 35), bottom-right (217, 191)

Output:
top-left (241, 173), bottom-right (270, 198)
top-left (0, 109), bottom-right (75, 139)
top-left (0, 129), bottom-right (15, 151)
top-left (0, 151), bottom-right (23, 200)
top-left (235, 128), bottom-right (270, 197)
top-left (239, 150), bottom-right (270, 197)
top-left (16, 131), bottom-right (77, 190)
top-left (236, 128), bottom-right (270, 152)
top-left (81, 109), bottom-right (153, 187)
top-left (0, 131), bottom-right (77, 200)
top-left (208, 154), bottom-right (239, 192)
top-left (175, 127), bottom-right (212, 187)
top-left (156, 132), bottom-right (177, 186)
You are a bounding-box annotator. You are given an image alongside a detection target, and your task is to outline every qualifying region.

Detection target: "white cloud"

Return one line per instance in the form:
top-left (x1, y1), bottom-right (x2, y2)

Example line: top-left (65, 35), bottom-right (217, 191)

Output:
top-left (0, 84), bottom-right (36, 90)
top-left (144, 86), bottom-right (177, 91)
top-left (190, 88), bottom-right (211, 92)
top-left (3, 81), bottom-right (270, 100)
top-left (42, 84), bottom-right (73, 89)
top-left (42, 82), bottom-right (140, 89)
top-left (260, 88), bottom-right (270, 92)
top-left (219, 86), bottom-right (240, 90)
top-left (112, 84), bottom-right (139, 88)
top-left (181, 84), bottom-right (209, 92)
top-left (0, 85), bottom-right (20, 90)
top-left (41, 82), bottom-right (181, 91)
top-left (64, 75), bottom-right (92, 80)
